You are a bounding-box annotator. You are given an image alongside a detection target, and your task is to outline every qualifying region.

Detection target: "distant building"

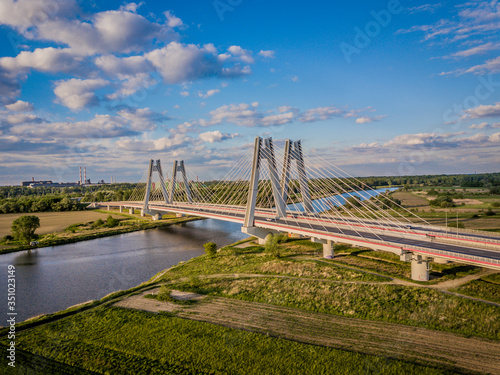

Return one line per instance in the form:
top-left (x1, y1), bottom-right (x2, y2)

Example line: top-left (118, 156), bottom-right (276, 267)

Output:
top-left (22, 180), bottom-right (52, 187)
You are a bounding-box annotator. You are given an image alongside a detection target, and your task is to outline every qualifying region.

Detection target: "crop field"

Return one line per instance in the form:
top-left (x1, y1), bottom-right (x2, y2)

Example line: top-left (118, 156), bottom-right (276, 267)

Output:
top-left (0, 210), bottom-right (124, 237)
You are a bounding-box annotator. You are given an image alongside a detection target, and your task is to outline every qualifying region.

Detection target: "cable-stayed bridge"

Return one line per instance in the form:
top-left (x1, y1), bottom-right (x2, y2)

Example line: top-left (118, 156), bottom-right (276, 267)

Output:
top-left (98, 137), bottom-right (500, 281)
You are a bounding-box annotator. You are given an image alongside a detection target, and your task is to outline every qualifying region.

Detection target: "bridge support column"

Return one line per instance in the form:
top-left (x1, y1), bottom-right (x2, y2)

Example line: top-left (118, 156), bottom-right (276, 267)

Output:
top-left (323, 241), bottom-right (334, 259)
top-left (311, 238), bottom-right (334, 259)
top-left (107, 205), bottom-right (110, 210)
top-left (152, 213), bottom-right (162, 221)
top-left (411, 255), bottom-right (430, 281)
top-left (119, 206), bottom-right (123, 213)
top-left (140, 209), bottom-right (145, 217)
top-left (129, 208), bottom-right (135, 215)
top-left (242, 226), bottom-right (279, 245)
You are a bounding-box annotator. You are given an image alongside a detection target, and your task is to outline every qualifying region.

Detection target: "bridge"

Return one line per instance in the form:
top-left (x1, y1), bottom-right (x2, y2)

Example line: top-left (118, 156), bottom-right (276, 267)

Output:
top-left (98, 137), bottom-right (500, 281)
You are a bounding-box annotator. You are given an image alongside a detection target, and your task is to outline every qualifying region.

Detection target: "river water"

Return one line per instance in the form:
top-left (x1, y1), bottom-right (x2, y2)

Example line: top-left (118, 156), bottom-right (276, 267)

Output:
top-left (0, 220), bottom-right (245, 323)
top-left (0, 187), bottom-right (398, 323)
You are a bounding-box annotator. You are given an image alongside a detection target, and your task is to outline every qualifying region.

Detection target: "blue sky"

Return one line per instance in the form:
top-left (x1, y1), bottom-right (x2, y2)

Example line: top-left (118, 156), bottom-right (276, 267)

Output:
top-left (0, 0), bottom-right (499, 184)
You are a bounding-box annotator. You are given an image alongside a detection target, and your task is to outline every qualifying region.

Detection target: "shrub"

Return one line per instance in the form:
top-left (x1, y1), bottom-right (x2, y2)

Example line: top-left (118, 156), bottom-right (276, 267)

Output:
top-left (485, 208), bottom-right (496, 216)
top-left (106, 215), bottom-right (120, 227)
top-left (265, 234), bottom-right (281, 258)
top-left (91, 219), bottom-right (105, 229)
top-left (203, 242), bottom-right (217, 258)
top-left (491, 201), bottom-right (500, 208)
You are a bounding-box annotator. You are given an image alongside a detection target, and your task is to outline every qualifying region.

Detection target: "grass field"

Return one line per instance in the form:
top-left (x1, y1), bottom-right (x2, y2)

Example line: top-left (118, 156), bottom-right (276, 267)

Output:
top-left (3, 306), bottom-right (459, 375)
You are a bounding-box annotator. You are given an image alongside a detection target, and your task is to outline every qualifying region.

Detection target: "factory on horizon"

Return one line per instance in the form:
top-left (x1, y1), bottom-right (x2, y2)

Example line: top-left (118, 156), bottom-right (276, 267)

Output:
top-left (21, 166), bottom-right (115, 188)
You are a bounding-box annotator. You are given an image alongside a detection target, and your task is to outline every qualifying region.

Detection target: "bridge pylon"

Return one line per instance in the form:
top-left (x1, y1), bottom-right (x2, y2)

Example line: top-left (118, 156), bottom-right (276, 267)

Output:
top-left (169, 160), bottom-right (193, 203)
top-left (143, 159), bottom-right (169, 211)
top-left (243, 136), bottom-right (313, 231)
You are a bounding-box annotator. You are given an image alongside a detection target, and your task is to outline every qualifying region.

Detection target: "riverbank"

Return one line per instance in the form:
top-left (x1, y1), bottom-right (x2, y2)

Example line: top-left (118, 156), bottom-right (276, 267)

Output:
top-left (2, 236), bottom-right (498, 374)
top-left (0, 209), bottom-right (203, 255)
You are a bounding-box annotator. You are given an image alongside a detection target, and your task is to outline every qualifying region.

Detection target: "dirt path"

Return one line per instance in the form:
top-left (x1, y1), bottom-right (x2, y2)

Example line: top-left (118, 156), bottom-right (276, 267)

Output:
top-left (428, 268), bottom-right (496, 290)
top-left (116, 289), bottom-right (500, 374)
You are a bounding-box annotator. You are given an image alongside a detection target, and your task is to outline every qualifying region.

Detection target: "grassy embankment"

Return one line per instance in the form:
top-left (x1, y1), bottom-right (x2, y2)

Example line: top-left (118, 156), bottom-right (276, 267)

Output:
top-left (0, 208), bottom-right (201, 254)
top-left (2, 236), bottom-right (498, 374)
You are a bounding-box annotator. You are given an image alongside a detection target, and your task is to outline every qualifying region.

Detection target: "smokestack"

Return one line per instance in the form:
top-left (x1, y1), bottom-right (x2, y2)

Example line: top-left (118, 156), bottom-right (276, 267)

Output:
top-left (32, 177), bottom-right (34, 182)
top-left (79, 166), bottom-right (82, 184)
top-left (84, 167), bottom-right (87, 184)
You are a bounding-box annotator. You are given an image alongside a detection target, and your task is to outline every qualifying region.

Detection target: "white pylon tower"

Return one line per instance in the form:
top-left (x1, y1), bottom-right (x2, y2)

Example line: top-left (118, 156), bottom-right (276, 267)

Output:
top-left (243, 136), bottom-right (312, 228)
top-left (169, 160), bottom-right (193, 203)
top-left (143, 159), bottom-right (169, 210)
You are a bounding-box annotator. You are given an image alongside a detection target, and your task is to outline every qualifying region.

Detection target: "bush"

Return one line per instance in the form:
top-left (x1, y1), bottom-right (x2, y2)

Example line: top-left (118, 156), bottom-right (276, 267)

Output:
top-left (485, 208), bottom-right (496, 216)
top-left (106, 215), bottom-right (120, 227)
top-left (265, 234), bottom-right (281, 258)
top-left (203, 242), bottom-right (217, 258)
top-left (91, 219), bottom-right (105, 229)
top-left (492, 202), bottom-right (500, 208)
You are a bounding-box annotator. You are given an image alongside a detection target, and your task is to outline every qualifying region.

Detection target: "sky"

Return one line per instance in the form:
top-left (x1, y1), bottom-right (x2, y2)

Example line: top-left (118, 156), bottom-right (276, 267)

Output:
top-left (0, 0), bottom-right (499, 185)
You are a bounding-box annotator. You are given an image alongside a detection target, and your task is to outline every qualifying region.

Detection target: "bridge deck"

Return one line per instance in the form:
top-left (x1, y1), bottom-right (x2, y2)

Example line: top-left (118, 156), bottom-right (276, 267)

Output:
top-left (99, 201), bottom-right (500, 270)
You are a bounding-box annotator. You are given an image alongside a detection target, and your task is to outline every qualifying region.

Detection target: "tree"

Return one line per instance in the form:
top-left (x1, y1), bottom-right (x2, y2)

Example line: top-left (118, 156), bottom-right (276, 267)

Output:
top-left (11, 215), bottom-right (40, 244)
top-left (203, 242), bottom-right (217, 258)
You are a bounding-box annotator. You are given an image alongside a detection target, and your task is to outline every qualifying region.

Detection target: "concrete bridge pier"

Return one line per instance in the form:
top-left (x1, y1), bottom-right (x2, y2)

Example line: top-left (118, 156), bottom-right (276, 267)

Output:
top-left (242, 226), bottom-right (280, 245)
top-left (411, 255), bottom-right (430, 281)
top-left (129, 208), bottom-right (135, 215)
top-left (311, 238), bottom-right (334, 259)
top-left (119, 206), bottom-right (123, 213)
top-left (176, 213), bottom-right (185, 218)
top-left (107, 205), bottom-right (110, 210)
top-left (152, 213), bottom-right (162, 221)
top-left (140, 209), bottom-right (145, 217)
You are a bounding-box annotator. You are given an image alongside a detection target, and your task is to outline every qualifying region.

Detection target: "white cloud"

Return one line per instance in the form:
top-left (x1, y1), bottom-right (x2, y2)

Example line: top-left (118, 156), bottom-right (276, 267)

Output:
top-left (450, 43), bottom-right (500, 58)
top-left (119, 2), bottom-right (144, 13)
top-left (290, 75), bottom-right (299, 82)
top-left (0, 0), bottom-right (79, 31)
top-left (351, 131), bottom-right (500, 153)
top-left (6, 113), bottom-right (42, 125)
top-left (261, 112), bottom-right (296, 126)
top-left (115, 133), bottom-right (191, 151)
top-left (464, 56), bottom-right (500, 74)
top-left (203, 103), bottom-right (261, 127)
top-left (0, 47), bottom-right (85, 74)
top-left (164, 11), bottom-right (183, 28)
top-left (180, 91), bottom-right (190, 97)
top-left (299, 107), bottom-right (343, 122)
top-left (355, 115), bottom-right (386, 124)
top-left (199, 130), bottom-right (238, 143)
top-left (462, 102), bottom-right (500, 119)
top-left (145, 42), bottom-right (251, 84)
top-left (258, 50), bottom-right (275, 58)
top-left (227, 46), bottom-right (254, 64)
top-left (198, 89), bottom-right (220, 98)
top-left (117, 107), bottom-right (168, 131)
top-left (5, 100), bottom-right (34, 112)
top-left (54, 78), bottom-right (109, 110)
top-left (407, 3), bottom-right (443, 14)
